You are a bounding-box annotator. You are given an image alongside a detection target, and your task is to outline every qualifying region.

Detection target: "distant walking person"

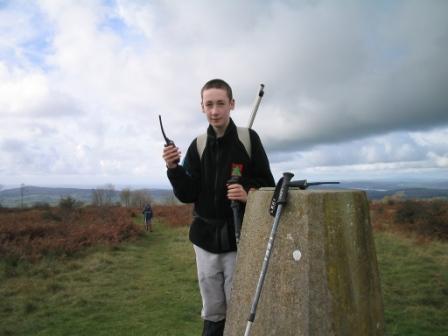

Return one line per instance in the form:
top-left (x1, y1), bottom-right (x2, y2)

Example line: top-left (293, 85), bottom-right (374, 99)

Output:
top-left (142, 203), bottom-right (153, 232)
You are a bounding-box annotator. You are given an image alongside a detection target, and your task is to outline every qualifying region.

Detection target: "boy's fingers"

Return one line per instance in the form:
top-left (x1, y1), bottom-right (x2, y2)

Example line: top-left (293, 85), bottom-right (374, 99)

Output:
top-left (227, 184), bottom-right (243, 192)
top-left (227, 183), bottom-right (240, 188)
top-left (227, 186), bottom-right (245, 195)
top-left (163, 146), bottom-right (178, 155)
top-left (162, 147), bottom-right (181, 168)
top-left (162, 146), bottom-right (180, 158)
top-left (166, 155), bottom-right (180, 163)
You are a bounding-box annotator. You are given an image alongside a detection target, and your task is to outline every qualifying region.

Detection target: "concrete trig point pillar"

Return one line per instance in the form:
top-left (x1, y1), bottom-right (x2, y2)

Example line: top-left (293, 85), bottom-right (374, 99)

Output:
top-left (225, 188), bottom-right (385, 336)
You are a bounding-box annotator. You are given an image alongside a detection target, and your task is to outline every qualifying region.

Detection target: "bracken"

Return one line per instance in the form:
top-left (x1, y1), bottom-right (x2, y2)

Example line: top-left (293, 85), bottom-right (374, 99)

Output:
top-left (0, 206), bottom-right (144, 262)
top-left (370, 199), bottom-right (448, 241)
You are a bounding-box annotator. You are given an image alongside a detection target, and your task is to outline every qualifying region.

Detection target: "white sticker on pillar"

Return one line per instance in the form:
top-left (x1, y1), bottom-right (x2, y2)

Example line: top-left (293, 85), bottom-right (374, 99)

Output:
top-left (293, 249), bottom-right (302, 262)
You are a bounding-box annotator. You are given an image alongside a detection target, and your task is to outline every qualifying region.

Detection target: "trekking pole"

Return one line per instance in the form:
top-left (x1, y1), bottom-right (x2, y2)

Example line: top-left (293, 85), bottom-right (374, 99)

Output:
top-left (228, 175), bottom-right (242, 244)
top-left (244, 176), bottom-right (340, 335)
top-left (247, 84), bottom-right (265, 128)
top-left (244, 172), bottom-right (294, 336)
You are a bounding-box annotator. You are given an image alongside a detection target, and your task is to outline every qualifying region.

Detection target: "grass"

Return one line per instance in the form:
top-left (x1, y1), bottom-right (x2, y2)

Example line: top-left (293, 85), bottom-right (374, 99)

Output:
top-left (1, 217), bottom-right (447, 335)
top-left (0, 219), bottom-right (202, 336)
top-left (375, 232), bottom-right (448, 336)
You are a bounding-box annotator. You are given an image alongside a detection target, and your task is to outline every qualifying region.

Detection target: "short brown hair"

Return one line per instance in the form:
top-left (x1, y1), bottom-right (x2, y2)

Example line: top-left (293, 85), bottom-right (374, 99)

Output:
top-left (201, 79), bottom-right (233, 101)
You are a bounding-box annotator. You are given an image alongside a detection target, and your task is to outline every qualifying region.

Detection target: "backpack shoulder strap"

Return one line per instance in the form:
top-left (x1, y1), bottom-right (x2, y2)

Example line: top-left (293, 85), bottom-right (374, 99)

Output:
top-left (196, 127), bottom-right (252, 160)
top-left (237, 127), bottom-right (251, 159)
top-left (196, 133), bottom-right (207, 159)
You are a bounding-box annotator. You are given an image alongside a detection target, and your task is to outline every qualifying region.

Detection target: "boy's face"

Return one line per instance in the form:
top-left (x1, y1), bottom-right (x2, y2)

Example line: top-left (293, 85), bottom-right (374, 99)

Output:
top-left (201, 88), bottom-right (235, 133)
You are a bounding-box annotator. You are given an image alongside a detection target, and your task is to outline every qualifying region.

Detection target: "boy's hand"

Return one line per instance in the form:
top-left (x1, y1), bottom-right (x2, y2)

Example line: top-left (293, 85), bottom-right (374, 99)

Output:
top-left (162, 144), bottom-right (181, 169)
top-left (227, 183), bottom-right (248, 203)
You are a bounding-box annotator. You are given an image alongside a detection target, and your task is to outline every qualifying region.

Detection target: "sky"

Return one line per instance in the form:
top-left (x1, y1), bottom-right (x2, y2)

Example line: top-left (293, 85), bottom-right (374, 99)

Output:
top-left (0, 0), bottom-right (447, 189)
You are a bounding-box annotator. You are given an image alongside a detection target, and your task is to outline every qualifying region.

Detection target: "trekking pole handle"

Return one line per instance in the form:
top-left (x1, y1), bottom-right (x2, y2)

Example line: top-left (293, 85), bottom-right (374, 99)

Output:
top-left (277, 172), bottom-right (294, 204)
top-left (227, 175), bottom-right (242, 244)
top-left (247, 84), bottom-right (265, 129)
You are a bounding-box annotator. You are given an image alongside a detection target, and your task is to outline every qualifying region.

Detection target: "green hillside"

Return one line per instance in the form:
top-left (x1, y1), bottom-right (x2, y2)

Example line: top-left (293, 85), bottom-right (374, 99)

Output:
top-left (1, 219), bottom-right (447, 335)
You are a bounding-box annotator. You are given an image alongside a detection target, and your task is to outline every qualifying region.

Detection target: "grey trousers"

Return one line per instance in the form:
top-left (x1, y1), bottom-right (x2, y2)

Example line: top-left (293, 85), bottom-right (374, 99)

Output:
top-left (193, 244), bottom-right (237, 322)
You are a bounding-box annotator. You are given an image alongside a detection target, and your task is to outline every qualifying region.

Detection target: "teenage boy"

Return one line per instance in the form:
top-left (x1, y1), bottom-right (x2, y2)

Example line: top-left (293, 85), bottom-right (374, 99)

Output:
top-left (162, 79), bottom-right (274, 336)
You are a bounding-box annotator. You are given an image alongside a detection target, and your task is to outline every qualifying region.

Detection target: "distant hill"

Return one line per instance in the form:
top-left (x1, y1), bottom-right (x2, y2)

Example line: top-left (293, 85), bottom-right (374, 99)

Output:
top-left (362, 188), bottom-right (448, 200)
top-left (334, 180), bottom-right (448, 191)
top-left (1, 181), bottom-right (447, 208)
top-left (0, 186), bottom-right (176, 208)
top-left (291, 178), bottom-right (448, 200)
top-left (312, 182), bottom-right (448, 200)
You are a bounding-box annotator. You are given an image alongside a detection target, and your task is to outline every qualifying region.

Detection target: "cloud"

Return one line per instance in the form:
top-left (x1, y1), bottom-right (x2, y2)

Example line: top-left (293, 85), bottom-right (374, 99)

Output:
top-left (267, 127), bottom-right (448, 181)
top-left (250, 1), bottom-right (448, 151)
top-left (1, 138), bottom-right (26, 152)
top-left (0, 64), bottom-right (82, 118)
top-left (0, 0), bottom-right (447, 186)
top-left (0, 64), bottom-right (47, 114)
top-left (0, 1), bottom-right (53, 68)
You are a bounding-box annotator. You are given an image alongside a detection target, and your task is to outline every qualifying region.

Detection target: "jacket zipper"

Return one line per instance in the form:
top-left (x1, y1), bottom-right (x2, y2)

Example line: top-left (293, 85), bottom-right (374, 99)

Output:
top-left (214, 138), bottom-right (221, 214)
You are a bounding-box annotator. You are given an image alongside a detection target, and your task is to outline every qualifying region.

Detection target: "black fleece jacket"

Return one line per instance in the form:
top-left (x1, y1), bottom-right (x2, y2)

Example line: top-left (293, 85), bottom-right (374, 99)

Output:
top-left (167, 118), bottom-right (275, 253)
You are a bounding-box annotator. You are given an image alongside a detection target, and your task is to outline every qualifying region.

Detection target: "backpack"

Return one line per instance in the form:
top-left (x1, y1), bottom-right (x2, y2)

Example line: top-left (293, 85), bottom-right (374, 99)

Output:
top-left (196, 127), bottom-right (251, 160)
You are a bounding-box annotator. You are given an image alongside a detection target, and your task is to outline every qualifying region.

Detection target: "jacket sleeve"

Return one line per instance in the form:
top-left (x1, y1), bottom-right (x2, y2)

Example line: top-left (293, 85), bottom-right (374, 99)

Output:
top-left (166, 139), bottom-right (201, 203)
top-left (245, 130), bottom-right (275, 189)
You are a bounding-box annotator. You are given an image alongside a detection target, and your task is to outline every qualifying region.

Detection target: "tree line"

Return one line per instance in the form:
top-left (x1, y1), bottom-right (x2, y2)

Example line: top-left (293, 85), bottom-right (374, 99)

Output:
top-left (0, 183), bottom-right (158, 209)
top-left (91, 184), bottom-right (153, 207)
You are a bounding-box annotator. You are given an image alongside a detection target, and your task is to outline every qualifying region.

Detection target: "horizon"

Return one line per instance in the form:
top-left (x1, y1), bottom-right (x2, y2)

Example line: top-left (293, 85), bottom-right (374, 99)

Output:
top-left (2, 175), bottom-right (448, 192)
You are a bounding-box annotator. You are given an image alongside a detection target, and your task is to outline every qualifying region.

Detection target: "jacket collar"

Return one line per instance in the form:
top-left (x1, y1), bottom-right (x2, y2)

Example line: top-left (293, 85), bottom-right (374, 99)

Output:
top-left (207, 118), bottom-right (237, 140)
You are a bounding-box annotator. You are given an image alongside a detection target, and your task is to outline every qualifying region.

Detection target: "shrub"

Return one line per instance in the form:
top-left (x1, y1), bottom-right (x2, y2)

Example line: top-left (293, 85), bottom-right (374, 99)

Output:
top-left (59, 196), bottom-right (83, 210)
top-left (0, 207), bottom-right (144, 262)
top-left (394, 200), bottom-right (421, 224)
top-left (370, 199), bottom-right (448, 241)
top-left (41, 209), bottom-right (61, 221)
top-left (32, 202), bottom-right (51, 210)
top-left (153, 204), bottom-right (193, 227)
top-left (393, 199), bottom-right (448, 240)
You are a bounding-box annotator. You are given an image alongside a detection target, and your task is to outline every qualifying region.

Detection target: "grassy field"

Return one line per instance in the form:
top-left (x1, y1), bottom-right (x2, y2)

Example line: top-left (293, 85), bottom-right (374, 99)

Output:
top-left (375, 231), bottom-right (447, 336)
top-left (0, 219), bottom-right (202, 336)
top-left (1, 216), bottom-right (447, 335)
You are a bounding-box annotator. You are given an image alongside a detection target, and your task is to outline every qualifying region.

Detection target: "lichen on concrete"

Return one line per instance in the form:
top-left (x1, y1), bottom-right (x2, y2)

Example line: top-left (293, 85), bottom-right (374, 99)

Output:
top-left (224, 189), bottom-right (384, 336)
